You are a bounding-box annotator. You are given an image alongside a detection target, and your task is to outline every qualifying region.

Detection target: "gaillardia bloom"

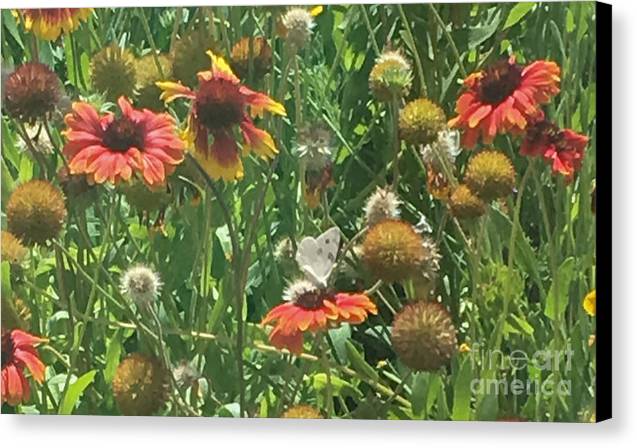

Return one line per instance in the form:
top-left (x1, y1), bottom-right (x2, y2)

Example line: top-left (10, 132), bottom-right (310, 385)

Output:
top-left (1, 329), bottom-right (45, 406)
top-left (449, 56), bottom-right (560, 148)
top-left (4, 62), bottom-right (61, 124)
top-left (112, 353), bottom-right (167, 416)
top-left (157, 51), bottom-right (286, 181)
top-left (15, 9), bottom-right (92, 41)
top-left (7, 180), bottom-right (67, 246)
top-left (62, 96), bottom-right (184, 185)
top-left (391, 301), bottom-right (457, 371)
top-left (262, 280), bottom-right (377, 354)
top-left (521, 120), bottom-right (588, 180)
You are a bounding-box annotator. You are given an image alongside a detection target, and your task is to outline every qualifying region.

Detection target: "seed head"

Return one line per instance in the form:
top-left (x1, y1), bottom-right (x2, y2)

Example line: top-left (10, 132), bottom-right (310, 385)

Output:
top-left (230, 36), bottom-right (273, 80)
top-left (449, 184), bottom-right (486, 219)
top-left (281, 8), bottom-right (316, 49)
top-left (282, 405), bottom-right (323, 419)
top-left (399, 98), bottom-right (446, 146)
top-left (464, 150), bottom-right (515, 201)
top-left (4, 62), bottom-right (61, 124)
top-left (363, 187), bottom-right (401, 227)
top-left (369, 50), bottom-right (412, 101)
top-left (120, 265), bottom-right (162, 307)
top-left (171, 32), bottom-right (219, 88)
top-left (391, 301), bottom-right (457, 371)
top-left (134, 54), bottom-right (172, 111)
top-left (7, 180), bottom-right (67, 246)
top-left (112, 353), bottom-right (168, 416)
top-left (1, 231), bottom-right (27, 265)
top-left (91, 44), bottom-right (137, 102)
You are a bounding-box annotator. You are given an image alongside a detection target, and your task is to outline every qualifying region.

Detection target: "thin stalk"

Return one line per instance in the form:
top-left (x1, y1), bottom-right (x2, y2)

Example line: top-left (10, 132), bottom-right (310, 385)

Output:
top-left (428, 3), bottom-right (467, 78)
top-left (137, 8), bottom-right (166, 78)
top-left (397, 4), bottom-right (427, 96)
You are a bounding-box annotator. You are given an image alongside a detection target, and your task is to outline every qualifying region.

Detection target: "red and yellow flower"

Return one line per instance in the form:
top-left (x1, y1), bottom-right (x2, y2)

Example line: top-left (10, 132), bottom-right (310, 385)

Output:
top-left (449, 56), bottom-right (560, 148)
top-left (1, 329), bottom-right (46, 406)
top-left (62, 96), bottom-right (184, 186)
top-left (262, 280), bottom-right (377, 354)
top-left (157, 51), bottom-right (286, 181)
top-left (15, 9), bottom-right (92, 41)
top-left (521, 119), bottom-right (588, 180)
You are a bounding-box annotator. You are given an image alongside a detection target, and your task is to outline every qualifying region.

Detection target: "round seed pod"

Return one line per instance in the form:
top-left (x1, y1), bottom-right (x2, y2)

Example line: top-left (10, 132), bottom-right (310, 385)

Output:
top-left (399, 98), bottom-right (446, 146)
top-left (464, 150), bottom-right (515, 201)
top-left (281, 405), bottom-right (323, 419)
top-left (391, 301), bottom-right (457, 371)
top-left (112, 353), bottom-right (168, 416)
top-left (449, 184), bottom-right (486, 219)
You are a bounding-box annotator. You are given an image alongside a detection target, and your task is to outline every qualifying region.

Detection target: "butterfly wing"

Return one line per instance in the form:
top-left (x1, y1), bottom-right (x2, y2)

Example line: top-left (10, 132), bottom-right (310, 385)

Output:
top-left (295, 227), bottom-right (341, 287)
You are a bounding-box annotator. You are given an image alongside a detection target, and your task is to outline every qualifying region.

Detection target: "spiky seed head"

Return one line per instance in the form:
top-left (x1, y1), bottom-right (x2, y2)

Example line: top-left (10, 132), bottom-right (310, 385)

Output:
top-left (464, 150), bottom-right (516, 201)
top-left (7, 180), bottom-right (67, 246)
top-left (361, 219), bottom-right (426, 283)
top-left (449, 184), bottom-right (486, 219)
top-left (171, 32), bottom-right (219, 88)
top-left (230, 36), bottom-right (273, 80)
top-left (120, 265), bottom-right (162, 307)
top-left (134, 54), bottom-right (172, 111)
top-left (391, 301), bottom-right (457, 371)
top-left (295, 122), bottom-right (334, 171)
top-left (112, 353), bottom-right (168, 416)
top-left (282, 405), bottom-right (323, 419)
top-left (421, 128), bottom-right (462, 171)
top-left (4, 62), bottom-right (61, 124)
top-left (369, 51), bottom-right (412, 101)
top-left (91, 44), bottom-right (136, 102)
top-left (281, 8), bottom-right (315, 49)
top-left (1, 231), bottom-right (27, 265)
top-left (399, 98), bottom-right (446, 146)
top-left (363, 187), bottom-right (401, 227)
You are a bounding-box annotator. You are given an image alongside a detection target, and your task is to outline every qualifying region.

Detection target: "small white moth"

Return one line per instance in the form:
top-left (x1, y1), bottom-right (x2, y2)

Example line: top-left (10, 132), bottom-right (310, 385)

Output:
top-left (295, 226), bottom-right (341, 288)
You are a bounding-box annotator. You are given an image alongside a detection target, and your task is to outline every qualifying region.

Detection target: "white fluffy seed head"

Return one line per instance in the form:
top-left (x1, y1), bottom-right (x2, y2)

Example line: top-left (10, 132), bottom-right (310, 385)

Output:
top-left (420, 128), bottom-right (462, 169)
top-left (363, 187), bottom-right (402, 226)
top-left (283, 279), bottom-right (319, 303)
top-left (120, 264), bottom-right (162, 307)
top-left (282, 8), bottom-right (315, 48)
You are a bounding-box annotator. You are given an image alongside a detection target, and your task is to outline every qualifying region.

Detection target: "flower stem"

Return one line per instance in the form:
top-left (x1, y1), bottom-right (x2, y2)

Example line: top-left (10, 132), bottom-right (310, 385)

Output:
top-left (319, 335), bottom-right (334, 418)
top-left (397, 4), bottom-right (427, 96)
top-left (137, 8), bottom-right (166, 79)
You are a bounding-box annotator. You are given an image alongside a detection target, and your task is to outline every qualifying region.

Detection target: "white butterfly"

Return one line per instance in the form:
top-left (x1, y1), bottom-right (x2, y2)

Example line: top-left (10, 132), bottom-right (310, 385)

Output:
top-left (295, 227), bottom-right (341, 288)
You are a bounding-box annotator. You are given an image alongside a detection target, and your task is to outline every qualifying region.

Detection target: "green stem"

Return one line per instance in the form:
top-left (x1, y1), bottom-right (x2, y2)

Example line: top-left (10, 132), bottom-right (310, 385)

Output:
top-left (397, 4), bottom-right (427, 96)
top-left (137, 8), bottom-right (166, 78)
top-left (428, 3), bottom-right (467, 78)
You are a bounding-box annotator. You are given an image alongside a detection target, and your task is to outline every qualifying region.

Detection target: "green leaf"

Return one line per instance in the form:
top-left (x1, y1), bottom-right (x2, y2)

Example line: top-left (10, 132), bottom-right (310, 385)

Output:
top-left (451, 358), bottom-right (474, 421)
top-left (468, 9), bottom-right (501, 48)
top-left (544, 257), bottom-right (576, 320)
top-left (60, 370), bottom-right (97, 415)
top-left (345, 340), bottom-right (379, 382)
top-left (312, 373), bottom-right (363, 399)
top-left (410, 372), bottom-right (428, 417)
top-left (103, 330), bottom-right (122, 383)
top-left (503, 3), bottom-right (536, 30)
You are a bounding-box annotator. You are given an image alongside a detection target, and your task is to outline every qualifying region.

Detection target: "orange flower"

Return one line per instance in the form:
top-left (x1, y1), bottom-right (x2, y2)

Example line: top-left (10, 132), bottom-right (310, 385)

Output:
top-left (262, 281), bottom-right (377, 354)
top-left (16, 9), bottom-right (92, 41)
top-left (449, 56), bottom-right (560, 148)
top-left (521, 120), bottom-right (588, 180)
top-left (62, 97), bottom-right (184, 186)
top-left (157, 51), bottom-right (285, 181)
top-left (1, 329), bottom-right (46, 406)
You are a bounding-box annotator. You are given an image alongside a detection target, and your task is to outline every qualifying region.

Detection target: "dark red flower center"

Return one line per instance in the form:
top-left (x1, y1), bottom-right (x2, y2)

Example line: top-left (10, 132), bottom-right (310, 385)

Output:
top-left (195, 79), bottom-right (245, 131)
top-left (295, 289), bottom-right (333, 310)
top-left (526, 120), bottom-right (572, 152)
top-left (1, 332), bottom-right (14, 368)
top-left (103, 116), bottom-right (145, 152)
top-left (477, 60), bottom-right (523, 105)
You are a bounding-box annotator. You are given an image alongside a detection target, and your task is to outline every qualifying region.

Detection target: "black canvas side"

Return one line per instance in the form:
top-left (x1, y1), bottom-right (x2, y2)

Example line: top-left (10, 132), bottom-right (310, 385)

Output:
top-left (595, 0), bottom-right (612, 423)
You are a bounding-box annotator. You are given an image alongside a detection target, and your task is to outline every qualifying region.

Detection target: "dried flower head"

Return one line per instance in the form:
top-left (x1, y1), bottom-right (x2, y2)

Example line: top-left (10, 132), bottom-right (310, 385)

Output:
top-left (91, 44), bottom-right (137, 101)
top-left (281, 8), bottom-right (317, 49)
top-left (421, 128), bottom-right (462, 170)
top-left (135, 54), bottom-right (172, 111)
top-left (4, 62), bottom-right (61, 124)
top-left (120, 265), bottom-right (162, 307)
top-left (112, 353), bottom-right (168, 416)
top-left (171, 32), bottom-right (219, 88)
top-left (230, 36), bottom-right (273, 80)
top-left (392, 301), bottom-right (457, 371)
top-left (399, 98), bottom-right (447, 146)
top-left (295, 122), bottom-right (334, 171)
top-left (1, 231), bottom-right (27, 265)
top-left (449, 184), bottom-right (486, 219)
top-left (464, 150), bottom-right (515, 201)
top-left (416, 236), bottom-right (442, 294)
top-left (369, 50), bottom-right (412, 101)
top-left (363, 187), bottom-right (401, 227)
top-left (282, 405), bottom-right (323, 419)
top-left (7, 180), bottom-right (67, 246)
top-left (361, 219), bottom-right (426, 282)
top-left (173, 360), bottom-right (200, 389)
